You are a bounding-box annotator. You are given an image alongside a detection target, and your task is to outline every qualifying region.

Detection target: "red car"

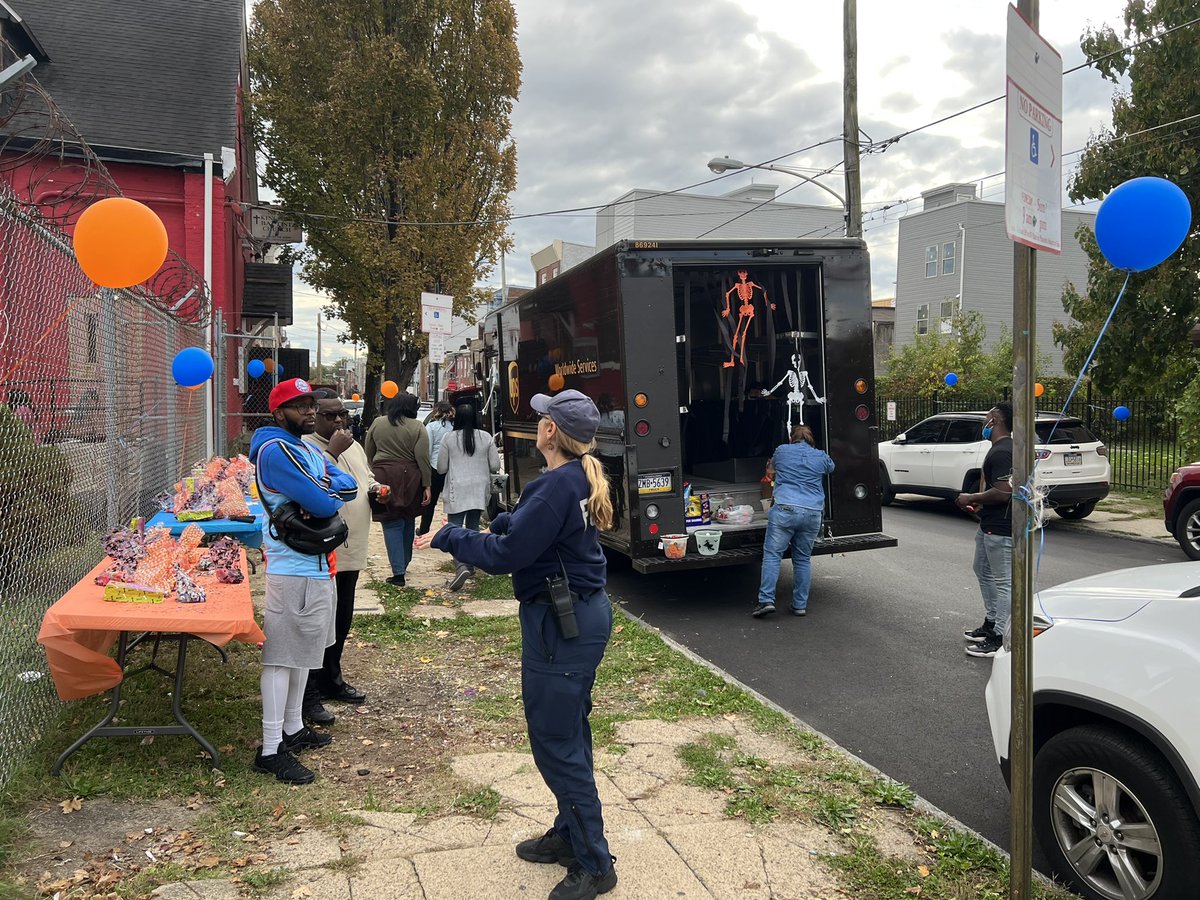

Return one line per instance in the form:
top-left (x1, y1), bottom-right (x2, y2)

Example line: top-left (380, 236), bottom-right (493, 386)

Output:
top-left (1163, 462), bottom-right (1200, 558)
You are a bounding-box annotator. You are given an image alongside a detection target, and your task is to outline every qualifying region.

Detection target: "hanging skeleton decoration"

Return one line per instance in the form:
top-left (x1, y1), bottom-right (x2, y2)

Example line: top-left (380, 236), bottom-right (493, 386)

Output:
top-left (721, 270), bottom-right (774, 368)
top-left (768, 351), bottom-right (826, 429)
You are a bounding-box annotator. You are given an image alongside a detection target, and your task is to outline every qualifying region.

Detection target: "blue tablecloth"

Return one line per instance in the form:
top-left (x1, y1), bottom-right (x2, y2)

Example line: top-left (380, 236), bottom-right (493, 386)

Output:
top-left (147, 500), bottom-right (265, 549)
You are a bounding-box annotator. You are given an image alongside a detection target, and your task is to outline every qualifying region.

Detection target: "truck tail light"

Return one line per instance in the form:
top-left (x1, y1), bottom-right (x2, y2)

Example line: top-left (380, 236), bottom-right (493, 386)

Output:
top-left (634, 392), bottom-right (649, 408)
top-left (854, 379), bottom-right (868, 394)
top-left (854, 405), bottom-right (869, 421)
top-left (635, 420), bottom-right (650, 437)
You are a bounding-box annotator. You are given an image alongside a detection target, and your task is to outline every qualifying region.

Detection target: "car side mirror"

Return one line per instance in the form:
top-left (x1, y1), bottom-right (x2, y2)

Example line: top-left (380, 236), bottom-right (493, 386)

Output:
top-left (893, 433), bottom-right (907, 444)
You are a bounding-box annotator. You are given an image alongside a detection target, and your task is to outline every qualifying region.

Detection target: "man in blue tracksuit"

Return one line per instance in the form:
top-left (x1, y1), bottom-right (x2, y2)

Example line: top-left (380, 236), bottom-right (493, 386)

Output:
top-left (416, 389), bottom-right (617, 900)
top-left (249, 378), bottom-right (357, 784)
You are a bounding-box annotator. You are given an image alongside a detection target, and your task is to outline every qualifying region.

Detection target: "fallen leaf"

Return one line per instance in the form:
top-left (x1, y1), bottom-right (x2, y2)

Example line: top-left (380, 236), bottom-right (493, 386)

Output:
top-left (929, 829), bottom-right (940, 839)
top-left (197, 855), bottom-right (220, 868)
top-left (613, 624), bottom-right (624, 633)
top-left (272, 804), bottom-right (285, 820)
top-left (59, 798), bottom-right (82, 814)
top-left (361, 739), bottom-right (374, 746)
top-left (292, 887), bottom-right (313, 899)
top-left (139, 736), bottom-right (154, 745)
top-left (917, 865), bottom-right (930, 878)
top-left (59, 840), bottom-right (73, 849)
top-left (905, 889), bottom-right (922, 896)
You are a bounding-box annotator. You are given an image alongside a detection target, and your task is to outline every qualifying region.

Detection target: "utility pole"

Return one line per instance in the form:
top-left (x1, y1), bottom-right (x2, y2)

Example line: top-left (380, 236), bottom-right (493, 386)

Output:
top-left (1009, 1), bottom-right (1038, 897)
top-left (315, 314), bottom-right (322, 383)
top-left (842, 0), bottom-right (863, 238)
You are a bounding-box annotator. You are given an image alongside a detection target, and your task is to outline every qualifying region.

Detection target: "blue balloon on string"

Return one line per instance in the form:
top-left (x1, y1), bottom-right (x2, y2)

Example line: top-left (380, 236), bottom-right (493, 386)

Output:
top-left (1095, 177), bottom-right (1192, 272)
top-left (171, 347), bottom-right (214, 388)
top-left (247, 359), bottom-right (265, 378)
top-left (944, 373), bottom-right (959, 386)
top-left (1114, 405), bottom-right (1132, 422)
top-left (277, 364), bottom-right (285, 376)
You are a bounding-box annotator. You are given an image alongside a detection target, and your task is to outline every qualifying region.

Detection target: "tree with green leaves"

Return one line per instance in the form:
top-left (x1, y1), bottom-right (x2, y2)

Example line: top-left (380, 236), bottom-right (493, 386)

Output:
top-left (249, 0), bottom-right (520, 416)
top-left (1057, 0), bottom-right (1200, 419)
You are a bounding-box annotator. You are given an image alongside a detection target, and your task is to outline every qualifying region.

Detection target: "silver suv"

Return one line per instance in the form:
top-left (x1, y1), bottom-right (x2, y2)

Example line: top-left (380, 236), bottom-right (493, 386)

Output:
top-left (877, 411), bottom-right (1110, 519)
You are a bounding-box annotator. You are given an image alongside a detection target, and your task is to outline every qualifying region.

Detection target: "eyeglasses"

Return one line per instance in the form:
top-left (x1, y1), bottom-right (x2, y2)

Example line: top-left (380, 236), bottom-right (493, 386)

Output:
top-left (285, 401), bottom-right (318, 414)
top-left (319, 410), bottom-right (349, 420)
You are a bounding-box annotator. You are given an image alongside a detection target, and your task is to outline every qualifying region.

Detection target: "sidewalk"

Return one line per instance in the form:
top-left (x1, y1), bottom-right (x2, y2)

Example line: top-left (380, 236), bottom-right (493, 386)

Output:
top-left (133, 513), bottom-right (1050, 900)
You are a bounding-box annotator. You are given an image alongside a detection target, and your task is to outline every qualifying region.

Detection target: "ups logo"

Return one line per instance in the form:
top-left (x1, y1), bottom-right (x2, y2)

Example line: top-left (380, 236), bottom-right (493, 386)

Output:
top-left (508, 361), bottom-right (519, 414)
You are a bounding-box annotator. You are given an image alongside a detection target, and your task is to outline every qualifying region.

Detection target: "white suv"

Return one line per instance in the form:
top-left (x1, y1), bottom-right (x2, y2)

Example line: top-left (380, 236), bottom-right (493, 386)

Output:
top-left (985, 562), bottom-right (1200, 899)
top-left (877, 411), bottom-right (1110, 518)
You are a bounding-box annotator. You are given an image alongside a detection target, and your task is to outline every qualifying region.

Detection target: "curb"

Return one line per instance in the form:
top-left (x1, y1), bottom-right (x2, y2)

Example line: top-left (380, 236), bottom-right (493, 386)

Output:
top-left (615, 606), bottom-right (1059, 887)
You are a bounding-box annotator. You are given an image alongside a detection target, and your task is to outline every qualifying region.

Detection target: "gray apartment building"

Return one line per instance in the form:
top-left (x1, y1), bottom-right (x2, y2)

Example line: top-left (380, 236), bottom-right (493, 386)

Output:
top-left (894, 183), bottom-right (1096, 373)
top-left (595, 183), bottom-right (845, 249)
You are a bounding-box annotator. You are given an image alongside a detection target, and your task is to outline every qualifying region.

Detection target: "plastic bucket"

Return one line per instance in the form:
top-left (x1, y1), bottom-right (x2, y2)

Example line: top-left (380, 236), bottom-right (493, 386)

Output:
top-left (694, 529), bottom-right (723, 556)
top-left (661, 534), bottom-right (689, 559)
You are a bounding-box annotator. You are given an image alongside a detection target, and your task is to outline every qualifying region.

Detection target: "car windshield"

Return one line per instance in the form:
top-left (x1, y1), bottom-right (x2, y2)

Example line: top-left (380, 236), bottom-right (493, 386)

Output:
top-left (1035, 421), bottom-right (1099, 445)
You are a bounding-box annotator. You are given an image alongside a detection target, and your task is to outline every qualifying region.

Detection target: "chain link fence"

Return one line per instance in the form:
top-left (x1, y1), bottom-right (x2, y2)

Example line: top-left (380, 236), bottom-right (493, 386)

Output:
top-left (0, 64), bottom-right (209, 786)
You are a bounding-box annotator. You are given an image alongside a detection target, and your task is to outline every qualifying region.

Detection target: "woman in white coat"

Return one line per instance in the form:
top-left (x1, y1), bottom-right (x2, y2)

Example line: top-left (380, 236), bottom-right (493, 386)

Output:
top-left (438, 403), bottom-right (500, 591)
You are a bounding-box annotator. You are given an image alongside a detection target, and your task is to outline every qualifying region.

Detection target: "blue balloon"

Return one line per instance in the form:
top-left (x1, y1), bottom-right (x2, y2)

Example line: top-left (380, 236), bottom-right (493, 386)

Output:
top-left (277, 364), bottom-right (284, 376)
top-left (944, 373), bottom-right (959, 386)
top-left (1114, 405), bottom-right (1132, 422)
top-left (247, 359), bottom-right (265, 378)
top-left (172, 347), bottom-right (214, 388)
top-left (1095, 177), bottom-right (1192, 272)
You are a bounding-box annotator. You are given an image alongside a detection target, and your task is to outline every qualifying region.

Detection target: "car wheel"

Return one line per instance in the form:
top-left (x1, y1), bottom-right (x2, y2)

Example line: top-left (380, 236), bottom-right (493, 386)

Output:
top-left (1055, 500), bottom-right (1099, 520)
top-left (1033, 725), bottom-right (1200, 900)
top-left (1173, 498), bottom-right (1200, 560)
top-left (879, 464), bottom-right (894, 506)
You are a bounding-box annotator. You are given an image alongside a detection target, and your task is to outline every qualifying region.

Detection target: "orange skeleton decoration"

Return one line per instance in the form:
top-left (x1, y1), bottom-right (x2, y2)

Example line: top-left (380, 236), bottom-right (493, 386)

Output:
top-left (721, 270), bottom-right (775, 368)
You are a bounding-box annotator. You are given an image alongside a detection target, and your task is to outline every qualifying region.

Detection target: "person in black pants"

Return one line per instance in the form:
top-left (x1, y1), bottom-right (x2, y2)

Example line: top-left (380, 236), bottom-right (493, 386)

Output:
top-left (418, 401), bottom-right (454, 535)
top-left (415, 389), bottom-right (618, 900)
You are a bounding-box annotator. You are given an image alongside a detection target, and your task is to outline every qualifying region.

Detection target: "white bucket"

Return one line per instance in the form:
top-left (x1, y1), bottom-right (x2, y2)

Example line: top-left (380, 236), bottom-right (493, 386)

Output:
top-left (661, 534), bottom-right (689, 559)
top-left (694, 529), bottom-right (723, 556)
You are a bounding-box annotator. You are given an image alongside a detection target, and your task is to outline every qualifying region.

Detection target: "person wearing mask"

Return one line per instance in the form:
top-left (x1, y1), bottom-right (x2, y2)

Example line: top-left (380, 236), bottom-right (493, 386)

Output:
top-left (301, 391), bottom-right (382, 726)
top-left (437, 403), bottom-right (501, 591)
top-left (418, 401), bottom-right (455, 536)
top-left (956, 403), bottom-right (1014, 658)
top-left (249, 379), bottom-right (357, 784)
top-left (753, 424), bottom-right (834, 619)
top-left (414, 389), bottom-right (618, 900)
top-left (365, 392), bottom-right (431, 587)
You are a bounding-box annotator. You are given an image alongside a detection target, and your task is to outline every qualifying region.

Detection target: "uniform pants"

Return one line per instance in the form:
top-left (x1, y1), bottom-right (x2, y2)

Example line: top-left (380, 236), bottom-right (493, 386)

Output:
top-left (520, 588), bottom-right (614, 877)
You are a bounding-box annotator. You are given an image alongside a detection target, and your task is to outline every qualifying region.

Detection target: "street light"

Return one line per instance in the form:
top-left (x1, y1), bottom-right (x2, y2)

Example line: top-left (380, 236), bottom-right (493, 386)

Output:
top-left (707, 156), bottom-right (848, 209)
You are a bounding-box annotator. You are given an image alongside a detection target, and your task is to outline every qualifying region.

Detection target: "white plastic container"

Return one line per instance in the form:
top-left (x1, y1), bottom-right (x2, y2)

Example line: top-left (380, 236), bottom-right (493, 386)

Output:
top-left (693, 529), bottom-right (723, 556)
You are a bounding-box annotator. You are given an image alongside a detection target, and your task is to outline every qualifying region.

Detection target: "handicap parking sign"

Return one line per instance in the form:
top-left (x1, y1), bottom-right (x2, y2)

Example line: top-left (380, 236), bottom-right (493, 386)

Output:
top-left (1029, 128), bottom-right (1039, 165)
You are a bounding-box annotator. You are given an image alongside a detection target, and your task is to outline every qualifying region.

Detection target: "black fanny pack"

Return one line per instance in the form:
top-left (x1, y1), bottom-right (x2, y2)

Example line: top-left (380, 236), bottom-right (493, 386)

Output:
top-left (267, 500), bottom-right (349, 556)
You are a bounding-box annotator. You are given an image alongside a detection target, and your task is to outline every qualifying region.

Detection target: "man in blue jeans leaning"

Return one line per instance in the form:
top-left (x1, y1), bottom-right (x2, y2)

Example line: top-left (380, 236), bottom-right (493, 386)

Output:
top-left (956, 403), bottom-right (1014, 658)
top-left (753, 424), bottom-right (835, 618)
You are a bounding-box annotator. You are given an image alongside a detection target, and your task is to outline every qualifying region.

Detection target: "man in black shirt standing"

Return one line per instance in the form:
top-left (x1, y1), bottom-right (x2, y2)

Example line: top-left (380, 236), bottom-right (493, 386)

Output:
top-left (955, 403), bottom-right (1014, 658)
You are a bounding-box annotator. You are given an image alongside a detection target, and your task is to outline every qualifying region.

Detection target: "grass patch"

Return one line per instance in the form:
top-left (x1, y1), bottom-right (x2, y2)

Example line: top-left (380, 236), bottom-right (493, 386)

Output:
top-left (450, 787), bottom-right (502, 819)
top-left (865, 777), bottom-right (917, 809)
top-left (678, 739), bottom-right (737, 791)
top-left (467, 574), bottom-right (515, 600)
top-left (239, 865), bottom-right (291, 889)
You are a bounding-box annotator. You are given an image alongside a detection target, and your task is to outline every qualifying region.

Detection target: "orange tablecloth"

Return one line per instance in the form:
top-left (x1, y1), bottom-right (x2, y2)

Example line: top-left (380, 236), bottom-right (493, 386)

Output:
top-left (37, 551), bottom-right (264, 700)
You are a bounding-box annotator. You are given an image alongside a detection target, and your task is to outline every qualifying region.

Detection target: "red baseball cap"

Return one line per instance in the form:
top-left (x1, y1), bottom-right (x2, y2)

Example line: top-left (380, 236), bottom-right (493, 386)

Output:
top-left (268, 378), bottom-right (315, 412)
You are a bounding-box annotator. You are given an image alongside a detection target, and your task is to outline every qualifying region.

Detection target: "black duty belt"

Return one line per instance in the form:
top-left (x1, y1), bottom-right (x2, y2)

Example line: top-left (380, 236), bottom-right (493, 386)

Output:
top-left (525, 590), bottom-right (582, 606)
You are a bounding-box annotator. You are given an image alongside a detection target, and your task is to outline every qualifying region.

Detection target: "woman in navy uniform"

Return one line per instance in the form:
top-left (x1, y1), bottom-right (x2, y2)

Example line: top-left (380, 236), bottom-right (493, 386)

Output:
top-left (415, 389), bottom-right (617, 900)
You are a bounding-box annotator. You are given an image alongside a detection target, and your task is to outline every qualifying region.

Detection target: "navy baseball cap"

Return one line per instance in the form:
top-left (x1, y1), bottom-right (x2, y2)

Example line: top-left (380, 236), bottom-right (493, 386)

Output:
top-left (530, 389), bottom-right (601, 443)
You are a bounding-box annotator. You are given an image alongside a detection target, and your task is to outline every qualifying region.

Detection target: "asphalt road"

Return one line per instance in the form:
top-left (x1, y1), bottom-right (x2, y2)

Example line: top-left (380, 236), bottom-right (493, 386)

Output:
top-left (606, 498), bottom-right (1184, 854)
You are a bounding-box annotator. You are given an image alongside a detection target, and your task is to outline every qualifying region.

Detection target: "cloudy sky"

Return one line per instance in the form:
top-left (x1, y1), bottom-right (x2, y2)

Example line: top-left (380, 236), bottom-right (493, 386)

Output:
top-left (285, 0), bottom-right (1130, 363)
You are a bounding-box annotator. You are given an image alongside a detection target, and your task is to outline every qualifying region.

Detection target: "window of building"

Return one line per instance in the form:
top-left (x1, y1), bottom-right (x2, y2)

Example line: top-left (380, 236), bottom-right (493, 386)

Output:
top-left (916, 303), bottom-right (929, 335)
top-left (942, 241), bottom-right (956, 276)
top-left (940, 299), bottom-right (956, 333)
top-left (925, 245), bottom-right (938, 278)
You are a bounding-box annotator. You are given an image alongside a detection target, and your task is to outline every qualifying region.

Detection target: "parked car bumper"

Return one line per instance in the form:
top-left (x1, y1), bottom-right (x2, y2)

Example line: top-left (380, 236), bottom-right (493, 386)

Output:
top-left (1042, 481), bottom-right (1109, 506)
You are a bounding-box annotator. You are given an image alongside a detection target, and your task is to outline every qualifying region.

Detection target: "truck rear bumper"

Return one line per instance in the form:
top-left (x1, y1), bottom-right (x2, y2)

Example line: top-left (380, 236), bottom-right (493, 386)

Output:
top-left (630, 532), bottom-right (897, 573)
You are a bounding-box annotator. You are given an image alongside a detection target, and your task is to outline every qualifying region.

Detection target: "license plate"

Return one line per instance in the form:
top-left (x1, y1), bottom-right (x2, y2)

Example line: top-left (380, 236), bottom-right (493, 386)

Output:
top-left (1063, 452), bottom-right (1082, 467)
top-left (638, 472), bottom-right (672, 494)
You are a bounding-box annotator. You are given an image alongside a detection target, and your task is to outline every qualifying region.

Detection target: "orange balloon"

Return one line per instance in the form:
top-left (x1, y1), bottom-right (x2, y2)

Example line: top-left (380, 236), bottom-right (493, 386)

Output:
top-left (187, 384), bottom-right (204, 391)
top-left (381, 380), bottom-right (399, 399)
top-left (548, 373), bottom-right (565, 392)
top-left (352, 393), bottom-right (361, 402)
top-left (1034, 382), bottom-right (1045, 397)
top-left (263, 358), bottom-right (276, 373)
top-left (73, 197), bottom-right (169, 288)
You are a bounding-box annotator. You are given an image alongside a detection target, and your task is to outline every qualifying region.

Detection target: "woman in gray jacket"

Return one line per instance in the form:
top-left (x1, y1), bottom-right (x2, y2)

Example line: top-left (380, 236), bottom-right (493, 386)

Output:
top-left (438, 403), bottom-right (500, 591)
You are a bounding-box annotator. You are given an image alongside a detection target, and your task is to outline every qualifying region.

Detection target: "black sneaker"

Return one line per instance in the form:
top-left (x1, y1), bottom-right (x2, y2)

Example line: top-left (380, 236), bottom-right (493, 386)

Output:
top-left (752, 603), bottom-right (776, 618)
top-left (963, 619), bottom-right (995, 641)
top-left (284, 726), bottom-right (332, 752)
top-left (515, 828), bottom-right (576, 866)
top-left (253, 745), bottom-right (315, 784)
top-left (303, 701), bottom-right (335, 726)
top-left (549, 863), bottom-right (617, 900)
top-left (791, 608), bottom-right (807, 617)
top-left (386, 575), bottom-right (406, 587)
top-left (321, 681), bottom-right (367, 704)
top-left (965, 633), bottom-right (1003, 658)
top-left (448, 566), bottom-right (471, 592)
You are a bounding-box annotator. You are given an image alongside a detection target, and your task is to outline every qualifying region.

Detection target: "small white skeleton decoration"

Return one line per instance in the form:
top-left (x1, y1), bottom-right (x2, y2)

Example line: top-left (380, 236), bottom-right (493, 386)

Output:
top-left (768, 352), bottom-right (826, 429)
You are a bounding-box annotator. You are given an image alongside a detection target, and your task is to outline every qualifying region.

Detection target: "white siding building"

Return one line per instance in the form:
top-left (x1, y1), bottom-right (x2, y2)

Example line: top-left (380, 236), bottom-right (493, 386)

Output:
top-left (894, 183), bottom-right (1096, 374)
top-left (595, 183), bottom-right (845, 248)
